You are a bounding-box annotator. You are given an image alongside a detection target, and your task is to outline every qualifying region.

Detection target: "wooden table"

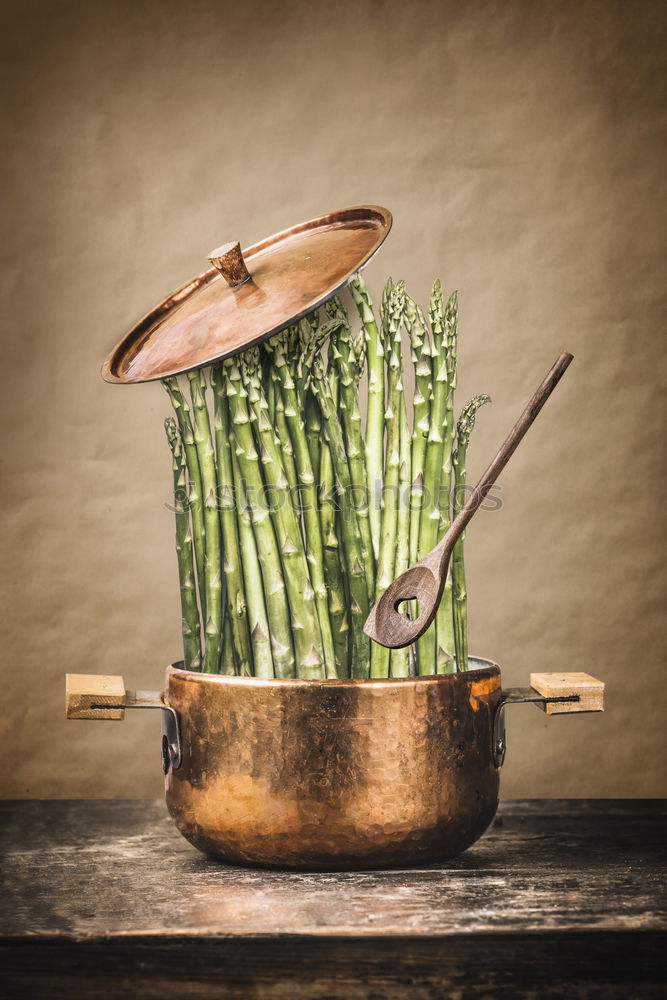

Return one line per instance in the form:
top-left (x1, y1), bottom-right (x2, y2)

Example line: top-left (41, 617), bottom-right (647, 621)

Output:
top-left (1, 799), bottom-right (665, 998)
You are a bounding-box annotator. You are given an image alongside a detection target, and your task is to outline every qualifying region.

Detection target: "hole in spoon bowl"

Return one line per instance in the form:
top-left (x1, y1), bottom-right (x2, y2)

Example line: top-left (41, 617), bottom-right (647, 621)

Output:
top-left (395, 598), bottom-right (420, 620)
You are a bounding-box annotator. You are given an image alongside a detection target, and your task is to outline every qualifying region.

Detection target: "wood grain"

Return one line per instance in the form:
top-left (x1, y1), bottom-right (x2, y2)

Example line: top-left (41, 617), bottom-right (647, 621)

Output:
top-left (1, 799), bottom-right (665, 998)
top-left (64, 674), bottom-right (125, 720)
top-left (530, 671), bottom-right (604, 714)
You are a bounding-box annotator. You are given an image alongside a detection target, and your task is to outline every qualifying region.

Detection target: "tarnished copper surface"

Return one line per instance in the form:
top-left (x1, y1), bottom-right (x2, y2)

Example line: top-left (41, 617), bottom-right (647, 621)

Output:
top-left (102, 205), bottom-right (392, 384)
top-left (164, 658), bottom-right (502, 869)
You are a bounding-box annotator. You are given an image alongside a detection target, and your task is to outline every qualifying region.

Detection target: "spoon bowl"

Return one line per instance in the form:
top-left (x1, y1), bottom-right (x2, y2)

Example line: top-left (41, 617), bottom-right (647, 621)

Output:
top-left (365, 559), bottom-right (446, 648)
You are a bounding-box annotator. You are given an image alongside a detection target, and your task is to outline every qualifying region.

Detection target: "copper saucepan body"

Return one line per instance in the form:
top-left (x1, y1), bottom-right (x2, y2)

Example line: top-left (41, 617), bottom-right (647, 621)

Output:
top-left (65, 658), bottom-right (603, 869)
top-left (164, 658), bottom-right (502, 868)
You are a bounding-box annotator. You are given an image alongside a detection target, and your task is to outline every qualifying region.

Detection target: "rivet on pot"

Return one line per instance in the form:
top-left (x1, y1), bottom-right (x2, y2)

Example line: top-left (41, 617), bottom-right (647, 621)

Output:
top-left (161, 734), bottom-right (170, 775)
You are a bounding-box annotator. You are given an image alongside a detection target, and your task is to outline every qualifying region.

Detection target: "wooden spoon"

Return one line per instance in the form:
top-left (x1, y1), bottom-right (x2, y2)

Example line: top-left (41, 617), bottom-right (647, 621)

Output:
top-left (364, 352), bottom-right (574, 649)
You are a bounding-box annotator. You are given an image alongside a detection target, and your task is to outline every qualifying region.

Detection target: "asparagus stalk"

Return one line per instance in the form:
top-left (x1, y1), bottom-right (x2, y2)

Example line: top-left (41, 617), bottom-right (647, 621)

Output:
top-left (326, 323), bottom-right (342, 405)
top-left (210, 366), bottom-right (253, 678)
top-left (390, 391), bottom-right (412, 677)
top-left (220, 611), bottom-right (235, 675)
top-left (326, 297), bottom-right (374, 595)
top-left (267, 333), bottom-right (338, 678)
top-left (292, 318), bottom-right (324, 479)
top-left (440, 292), bottom-right (459, 536)
top-left (371, 281), bottom-right (406, 678)
top-left (241, 348), bottom-right (325, 680)
top-left (164, 417), bottom-right (202, 672)
top-left (263, 341), bottom-right (281, 421)
top-left (435, 291), bottom-right (460, 673)
top-left (230, 433), bottom-right (274, 678)
top-left (319, 318), bottom-right (351, 654)
top-left (162, 378), bottom-right (207, 623)
top-left (349, 274), bottom-right (384, 563)
top-left (381, 278), bottom-right (394, 327)
top-left (416, 281), bottom-right (449, 675)
top-left (273, 380), bottom-right (298, 493)
top-left (224, 358), bottom-right (296, 678)
top-left (298, 311), bottom-right (349, 676)
top-left (319, 426), bottom-right (350, 677)
top-left (452, 394), bottom-right (491, 672)
top-left (304, 391), bottom-right (323, 493)
top-left (301, 321), bottom-right (370, 678)
top-left (186, 370), bottom-right (223, 674)
top-left (405, 296), bottom-right (433, 568)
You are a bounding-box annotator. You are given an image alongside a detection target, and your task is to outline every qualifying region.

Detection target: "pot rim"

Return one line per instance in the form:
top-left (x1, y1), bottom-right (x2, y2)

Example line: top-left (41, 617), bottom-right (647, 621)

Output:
top-left (166, 655), bottom-right (500, 691)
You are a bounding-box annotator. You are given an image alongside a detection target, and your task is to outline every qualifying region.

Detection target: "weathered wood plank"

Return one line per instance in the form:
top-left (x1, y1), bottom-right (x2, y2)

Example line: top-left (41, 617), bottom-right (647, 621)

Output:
top-left (2, 932), bottom-right (667, 1000)
top-left (0, 800), bottom-right (665, 999)
top-left (1, 799), bottom-right (665, 939)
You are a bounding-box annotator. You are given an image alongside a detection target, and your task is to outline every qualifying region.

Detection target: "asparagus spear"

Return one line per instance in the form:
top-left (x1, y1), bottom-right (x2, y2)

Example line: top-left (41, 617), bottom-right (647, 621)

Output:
top-left (164, 418), bottom-right (202, 672)
top-left (318, 317), bottom-right (351, 653)
top-left (319, 426), bottom-right (350, 677)
top-left (381, 277), bottom-right (394, 327)
top-left (162, 378), bottom-right (207, 623)
top-left (304, 395), bottom-right (322, 483)
top-left (371, 281), bottom-right (406, 678)
top-left (273, 380), bottom-right (298, 493)
top-left (435, 291), bottom-right (460, 673)
top-left (224, 358), bottom-right (296, 678)
top-left (416, 281), bottom-right (449, 675)
top-left (263, 343), bottom-right (281, 424)
top-left (301, 321), bottom-right (370, 678)
top-left (349, 275), bottom-right (384, 563)
top-left (404, 296), bottom-right (433, 568)
top-left (266, 333), bottom-right (338, 678)
top-left (220, 611), bottom-right (236, 675)
top-left (294, 312), bottom-right (349, 676)
top-left (186, 370), bottom-right (223, 674)
top-left (452, 394), bottom-right (491, 672)
top-left (326, 322), bottom-right (342, 405)
top-left (390, 391), bottom-right (412, 677)
top-left (230, 431), bottom-right (274, 678)
top-left (241, 348), bottom-right (325, 680)
top-left (291, 318), bottom-right (324, 479)
top-left (326, 296), bottom-right (374, 595)
top-left (210, 366), bottom-right (253, 678)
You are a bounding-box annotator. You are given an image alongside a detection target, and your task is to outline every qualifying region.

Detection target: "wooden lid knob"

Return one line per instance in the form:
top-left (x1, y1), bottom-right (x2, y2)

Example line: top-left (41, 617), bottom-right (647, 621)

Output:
top-left (208, 240), bottom-right (251, 287)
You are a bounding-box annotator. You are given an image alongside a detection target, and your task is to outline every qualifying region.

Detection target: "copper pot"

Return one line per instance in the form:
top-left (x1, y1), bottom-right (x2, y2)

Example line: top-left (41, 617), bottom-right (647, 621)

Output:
top-left (164, 657), bottom-right (502, 869)
top-left (65, 658), bottom-right (602, 868)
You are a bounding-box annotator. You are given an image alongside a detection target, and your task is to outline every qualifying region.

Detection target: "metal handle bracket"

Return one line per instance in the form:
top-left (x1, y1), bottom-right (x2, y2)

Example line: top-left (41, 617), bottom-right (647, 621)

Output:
top-left (89, 692), bottom-right (182, 772)
top-left (66, 675), bottom-right (182, 774)
top-left (493, 689), bottom-right (580, 768)
top-left (493, 672), bottom-right (604, 768)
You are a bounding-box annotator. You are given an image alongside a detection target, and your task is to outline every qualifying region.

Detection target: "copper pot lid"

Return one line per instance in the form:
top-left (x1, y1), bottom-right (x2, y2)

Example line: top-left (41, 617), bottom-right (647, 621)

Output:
top-left (102, 205), bottom-right (392, 384)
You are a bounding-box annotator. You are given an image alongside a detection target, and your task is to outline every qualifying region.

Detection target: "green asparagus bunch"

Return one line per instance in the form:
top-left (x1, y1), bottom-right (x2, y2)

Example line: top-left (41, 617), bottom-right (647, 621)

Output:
top-left (162, 271), bottom-right (489, 678)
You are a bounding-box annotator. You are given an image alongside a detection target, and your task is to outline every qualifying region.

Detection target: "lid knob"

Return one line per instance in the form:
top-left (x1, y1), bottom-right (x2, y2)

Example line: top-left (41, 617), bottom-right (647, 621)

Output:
top-left (208, 241), bottom-right (251, 288)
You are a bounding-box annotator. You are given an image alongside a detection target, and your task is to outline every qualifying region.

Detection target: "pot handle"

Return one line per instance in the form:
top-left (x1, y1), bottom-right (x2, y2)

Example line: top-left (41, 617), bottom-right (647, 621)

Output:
top-left (65, 674), bottom-right (182, 772)
top-left (493, 672), bottom-right (604, 768)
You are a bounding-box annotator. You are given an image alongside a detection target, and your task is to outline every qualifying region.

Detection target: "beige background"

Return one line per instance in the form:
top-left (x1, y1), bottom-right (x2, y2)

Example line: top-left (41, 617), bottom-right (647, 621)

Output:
top-left (1, 0), bottom-right (665, 799)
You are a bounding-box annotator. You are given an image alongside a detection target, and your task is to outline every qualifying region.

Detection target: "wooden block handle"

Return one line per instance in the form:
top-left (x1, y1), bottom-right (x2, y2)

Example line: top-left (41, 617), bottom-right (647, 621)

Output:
top-left (530, 672), bottom-right (604, 715)
top-left (65, 674), bottom-right (126, 720)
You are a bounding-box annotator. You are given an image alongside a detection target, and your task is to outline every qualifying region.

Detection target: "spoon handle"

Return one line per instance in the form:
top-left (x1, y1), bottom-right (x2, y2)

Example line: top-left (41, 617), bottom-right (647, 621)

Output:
top-left (437, 351), bottom-right (574, 554)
